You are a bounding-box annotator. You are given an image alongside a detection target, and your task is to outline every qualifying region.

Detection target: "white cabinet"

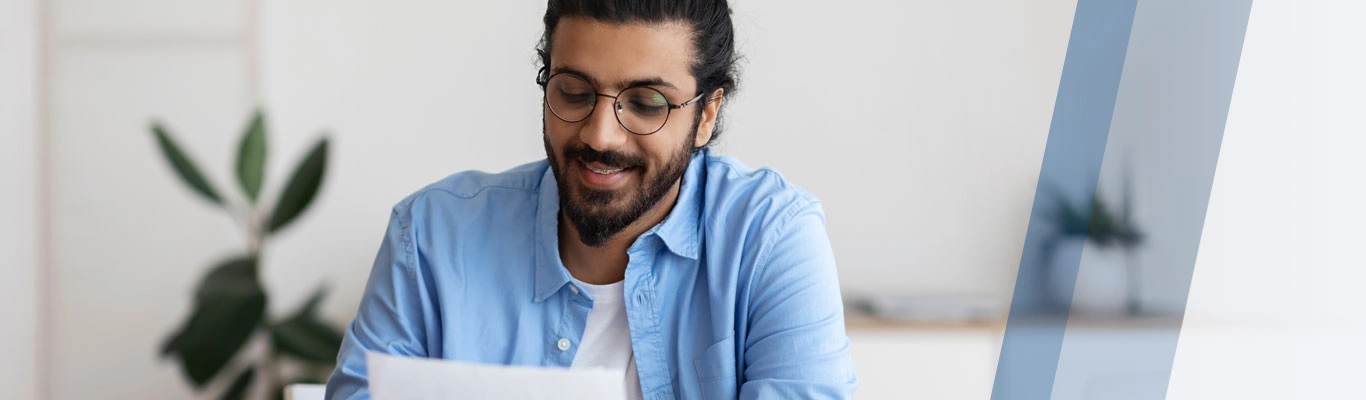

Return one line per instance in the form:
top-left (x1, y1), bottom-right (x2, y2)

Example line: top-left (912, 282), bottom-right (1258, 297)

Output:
top-left (848, 325), bottom-right (1003, 399)
top-left (848, 318), bottom-right (1184, 400)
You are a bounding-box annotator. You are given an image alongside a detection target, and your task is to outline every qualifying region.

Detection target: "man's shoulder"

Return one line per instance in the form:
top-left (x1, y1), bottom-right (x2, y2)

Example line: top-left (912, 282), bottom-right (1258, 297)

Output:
top-left (694, 153), bottom-right (829, 280)
top-left (698, 153), bottom-right (822, 227)
top-left (391, 159), bottom-right (550, 216)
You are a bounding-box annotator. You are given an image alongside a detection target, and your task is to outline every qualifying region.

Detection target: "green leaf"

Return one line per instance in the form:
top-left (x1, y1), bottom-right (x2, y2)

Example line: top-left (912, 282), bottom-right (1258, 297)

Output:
top-left (271, 317), bottom-right (343, 364)
top-left (219, 365), bottom-right (256, 400)
top-left (161, 256), bottom-right (267, 388)
top-left (151, 122), bottom-right (224, 206)
top-left (268, 136), bottom-right (329, 233)
top-left (294, 286), bottom-right (327, 316)
top-left (270, 286), bottom-right (343, 364)
top-left (236, 110), bottom-right (268, 203)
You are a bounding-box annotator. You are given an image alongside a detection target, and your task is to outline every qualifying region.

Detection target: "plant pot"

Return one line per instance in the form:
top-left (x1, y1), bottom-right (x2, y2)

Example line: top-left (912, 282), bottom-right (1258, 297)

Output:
top-left (1049, 236), bottom-right (1132, 317)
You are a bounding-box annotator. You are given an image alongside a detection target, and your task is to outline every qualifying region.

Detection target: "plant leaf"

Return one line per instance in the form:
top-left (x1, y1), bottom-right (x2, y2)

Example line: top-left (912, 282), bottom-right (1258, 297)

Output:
top-left (219, 365), bottom-right (256, 400)
top-left (268, 136), bottom-right (329, 233)
top-left (271, 316), bottom-right (344, 364)
top-left (151, 122), bottom-right (224, 206)
top-left (295, 286), bottom-right (327, 316)
top-left (270, 286), bottom-right (343, 364)
top-left (236, 110), bottom-right (268, 203)
top-left (161, 256), bottom-right (267, 388)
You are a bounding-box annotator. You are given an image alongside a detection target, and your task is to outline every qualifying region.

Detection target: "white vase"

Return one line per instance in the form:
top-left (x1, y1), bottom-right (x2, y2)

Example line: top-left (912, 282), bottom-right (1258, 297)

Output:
top-left (1049, 236), bottom-right (1132, 317)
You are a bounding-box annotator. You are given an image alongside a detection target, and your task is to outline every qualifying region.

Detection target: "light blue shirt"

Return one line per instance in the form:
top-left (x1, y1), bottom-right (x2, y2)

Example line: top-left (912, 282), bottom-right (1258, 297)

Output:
top-left (326, 148), bottom-right (857, 399)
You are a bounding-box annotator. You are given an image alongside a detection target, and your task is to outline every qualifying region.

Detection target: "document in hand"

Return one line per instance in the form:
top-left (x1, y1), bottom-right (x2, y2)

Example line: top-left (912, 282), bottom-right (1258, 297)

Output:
top-left (366, 351), bottom-right (628, 400)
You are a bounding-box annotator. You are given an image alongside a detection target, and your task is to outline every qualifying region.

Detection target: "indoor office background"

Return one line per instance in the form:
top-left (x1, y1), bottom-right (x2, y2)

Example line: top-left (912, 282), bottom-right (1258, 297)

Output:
top-left (4, 0), bottom-right (1359, 399)
top-left (2, 0), bottom-right (1075, 396)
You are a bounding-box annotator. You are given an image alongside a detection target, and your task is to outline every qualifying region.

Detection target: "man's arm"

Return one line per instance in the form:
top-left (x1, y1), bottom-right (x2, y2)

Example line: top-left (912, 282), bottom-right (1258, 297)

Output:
top-left (740, 202), bottom-right (858, 399)
top-left (325, 207), bottom-right (438, 400)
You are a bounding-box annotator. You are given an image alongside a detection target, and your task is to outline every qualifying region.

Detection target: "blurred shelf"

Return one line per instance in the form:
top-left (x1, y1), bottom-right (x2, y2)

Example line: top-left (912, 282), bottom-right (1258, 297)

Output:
top-left (845, 312), bottom-right (1185, 332)
top-left (845, 312), bottom-right (1007, 332)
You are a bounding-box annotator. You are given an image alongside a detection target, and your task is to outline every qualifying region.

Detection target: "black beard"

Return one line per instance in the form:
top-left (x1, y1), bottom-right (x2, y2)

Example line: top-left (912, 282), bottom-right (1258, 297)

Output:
top-left (543, 119), bottom-right (699, 248)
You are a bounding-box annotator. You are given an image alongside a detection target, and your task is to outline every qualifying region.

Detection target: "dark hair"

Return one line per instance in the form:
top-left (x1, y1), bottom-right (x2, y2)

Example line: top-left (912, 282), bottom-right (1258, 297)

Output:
top-left (536, 0), bottom-right (741, 148)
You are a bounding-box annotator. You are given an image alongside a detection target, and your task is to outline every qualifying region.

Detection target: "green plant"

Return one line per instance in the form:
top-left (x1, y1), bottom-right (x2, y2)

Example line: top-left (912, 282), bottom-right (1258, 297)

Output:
top-left (1047, 189), bottom-right (1144, 248)
top-left (153, 110), bottom-right (342, 400)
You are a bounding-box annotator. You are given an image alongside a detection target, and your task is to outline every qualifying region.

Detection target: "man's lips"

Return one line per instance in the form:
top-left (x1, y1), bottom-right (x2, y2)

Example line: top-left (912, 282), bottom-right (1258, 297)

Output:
top-left (578, 159), bottom-right (634, 188)
top-left (583, 161), bottom-right (627, 174)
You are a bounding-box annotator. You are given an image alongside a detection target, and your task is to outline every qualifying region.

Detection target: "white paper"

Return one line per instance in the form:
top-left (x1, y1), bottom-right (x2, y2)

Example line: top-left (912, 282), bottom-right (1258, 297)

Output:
top-left (366, 351), bottom-right (627, 400)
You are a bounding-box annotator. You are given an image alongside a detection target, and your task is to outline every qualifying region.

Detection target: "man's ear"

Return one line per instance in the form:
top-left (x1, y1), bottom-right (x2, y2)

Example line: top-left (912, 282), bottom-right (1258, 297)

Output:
top-left (693, 88), bottom-right (725, 148)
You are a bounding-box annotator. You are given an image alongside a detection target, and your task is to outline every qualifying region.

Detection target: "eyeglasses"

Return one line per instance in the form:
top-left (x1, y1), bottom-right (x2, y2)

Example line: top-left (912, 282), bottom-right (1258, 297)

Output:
top-left (536, 67), bottom-right (705, 135)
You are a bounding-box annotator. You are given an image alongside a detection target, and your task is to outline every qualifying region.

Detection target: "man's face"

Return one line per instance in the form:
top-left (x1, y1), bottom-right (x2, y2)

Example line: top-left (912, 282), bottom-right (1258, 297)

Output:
top-left (543, 17), bottom-right (712, 247)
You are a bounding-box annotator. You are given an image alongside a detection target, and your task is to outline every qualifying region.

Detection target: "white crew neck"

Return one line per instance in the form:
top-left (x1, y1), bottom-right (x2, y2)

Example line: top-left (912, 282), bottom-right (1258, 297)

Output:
top-left (572, 278), bottom-right (624, 303)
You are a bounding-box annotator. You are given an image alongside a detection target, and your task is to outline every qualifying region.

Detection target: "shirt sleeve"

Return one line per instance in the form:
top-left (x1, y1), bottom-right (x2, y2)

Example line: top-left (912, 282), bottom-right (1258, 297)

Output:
top-left (740, 201), bottom-right (859, 399)
top-left (325, 206), bottom-right (439, 400)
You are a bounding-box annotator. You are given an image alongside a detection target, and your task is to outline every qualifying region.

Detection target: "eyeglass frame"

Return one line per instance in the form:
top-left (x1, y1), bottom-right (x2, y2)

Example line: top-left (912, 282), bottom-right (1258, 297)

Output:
top-left (536, 67), bottom-right (706, 135)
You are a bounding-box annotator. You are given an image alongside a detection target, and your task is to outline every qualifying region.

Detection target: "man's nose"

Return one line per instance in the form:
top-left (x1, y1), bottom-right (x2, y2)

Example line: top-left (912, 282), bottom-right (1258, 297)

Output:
top-left (579, 95), bottom-right (629, 151)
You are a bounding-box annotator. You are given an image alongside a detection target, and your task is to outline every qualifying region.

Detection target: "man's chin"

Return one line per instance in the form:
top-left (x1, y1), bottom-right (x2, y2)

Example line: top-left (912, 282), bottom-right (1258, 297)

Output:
top-left (562, 194), bottom-right (641, 248)
top-left (570, 179), bottom-right (632, 204)
top-left (568, 193), bottom-right (633, 215)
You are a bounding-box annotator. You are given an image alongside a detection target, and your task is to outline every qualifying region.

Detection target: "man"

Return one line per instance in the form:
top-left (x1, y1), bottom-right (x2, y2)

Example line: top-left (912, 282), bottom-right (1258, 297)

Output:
top-left (326, 1), bottom-right (857, 399)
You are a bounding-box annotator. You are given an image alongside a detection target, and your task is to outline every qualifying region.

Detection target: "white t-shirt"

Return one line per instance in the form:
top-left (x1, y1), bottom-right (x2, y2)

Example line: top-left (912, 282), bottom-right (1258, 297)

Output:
top-left (568, 279), bottom-right (645, 400)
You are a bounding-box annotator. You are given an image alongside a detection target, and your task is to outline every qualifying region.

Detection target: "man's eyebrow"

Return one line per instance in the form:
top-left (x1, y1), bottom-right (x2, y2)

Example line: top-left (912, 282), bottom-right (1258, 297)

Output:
top-left (621, 76), bottom-right (678, 91)
top-left (550, 66), bottom-right (679, 91)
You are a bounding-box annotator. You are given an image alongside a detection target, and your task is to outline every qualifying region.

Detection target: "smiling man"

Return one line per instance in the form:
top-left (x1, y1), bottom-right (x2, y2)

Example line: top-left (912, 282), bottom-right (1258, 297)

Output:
top-left (326, 1), bottom-right (857, 399)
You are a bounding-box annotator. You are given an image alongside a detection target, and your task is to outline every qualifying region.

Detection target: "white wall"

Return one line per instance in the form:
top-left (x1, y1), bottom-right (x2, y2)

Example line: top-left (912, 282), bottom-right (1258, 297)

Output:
top-left (257, 0), bottom-right (554, 327)
top-left (0, 0), bottom-right (41, 397)
top-left (43, 0), bottom-right (256, 398)
top-left (724, 0), bottom-right (1075, 297)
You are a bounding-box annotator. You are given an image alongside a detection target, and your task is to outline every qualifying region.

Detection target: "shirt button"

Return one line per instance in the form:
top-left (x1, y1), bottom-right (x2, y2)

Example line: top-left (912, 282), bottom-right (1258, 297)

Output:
top-left (569, 285), bottom-right (579, 294)
top-left (557, 338), bottom-right (571, 351)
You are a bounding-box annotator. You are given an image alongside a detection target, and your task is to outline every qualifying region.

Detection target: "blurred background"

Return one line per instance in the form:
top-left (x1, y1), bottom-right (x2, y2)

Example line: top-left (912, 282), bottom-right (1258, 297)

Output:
top-left (15, 0), bottom-right (1340, 399)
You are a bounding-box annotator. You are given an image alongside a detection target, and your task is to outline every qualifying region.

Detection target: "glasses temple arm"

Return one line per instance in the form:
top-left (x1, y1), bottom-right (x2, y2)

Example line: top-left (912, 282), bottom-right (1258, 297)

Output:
top-left (672, 92), bottom-right (707, 109)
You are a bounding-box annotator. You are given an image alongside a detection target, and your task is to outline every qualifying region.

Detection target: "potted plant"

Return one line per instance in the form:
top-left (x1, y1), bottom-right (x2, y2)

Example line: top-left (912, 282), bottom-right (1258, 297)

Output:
top-left (1044, 185), bottom-right (1145, 316)
top-left (152, 109), bottom-right (343, 399)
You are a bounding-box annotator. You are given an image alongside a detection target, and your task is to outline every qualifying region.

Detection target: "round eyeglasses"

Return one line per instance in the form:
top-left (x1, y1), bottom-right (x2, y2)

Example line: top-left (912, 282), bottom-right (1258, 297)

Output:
top-left (536, 68), bottom-right (705, 135)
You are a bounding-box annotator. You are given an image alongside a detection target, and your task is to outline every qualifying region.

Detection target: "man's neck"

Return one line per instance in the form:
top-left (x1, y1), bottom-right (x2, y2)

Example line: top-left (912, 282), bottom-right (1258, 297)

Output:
top-left (558, 179), bottom-right (682, 285)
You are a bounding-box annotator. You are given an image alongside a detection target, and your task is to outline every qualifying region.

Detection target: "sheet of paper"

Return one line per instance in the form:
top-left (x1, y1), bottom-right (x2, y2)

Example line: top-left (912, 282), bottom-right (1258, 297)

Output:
top-left (366, 351), bottom-right (627, 400)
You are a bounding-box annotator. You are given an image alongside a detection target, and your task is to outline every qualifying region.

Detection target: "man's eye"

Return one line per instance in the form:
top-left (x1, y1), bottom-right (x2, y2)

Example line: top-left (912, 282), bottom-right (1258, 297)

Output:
top-left (559, 91), bottom-right (593, 104)
top-left (628, 100), bottom-right (668, 117)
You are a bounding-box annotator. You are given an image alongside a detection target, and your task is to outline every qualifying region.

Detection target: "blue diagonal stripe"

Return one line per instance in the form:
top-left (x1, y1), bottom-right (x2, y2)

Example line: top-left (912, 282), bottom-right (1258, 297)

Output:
top-left (990, 0), bottom-right (1140, 398)
top-left (992, 0), bottom-right (1254, 399)
top-left (1045, 1), bottom-right (1254, 399)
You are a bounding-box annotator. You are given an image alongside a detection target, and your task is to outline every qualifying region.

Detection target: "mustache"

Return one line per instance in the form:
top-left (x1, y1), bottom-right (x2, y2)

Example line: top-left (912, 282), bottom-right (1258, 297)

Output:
top-left (563, 145), bottom-right (646, 169)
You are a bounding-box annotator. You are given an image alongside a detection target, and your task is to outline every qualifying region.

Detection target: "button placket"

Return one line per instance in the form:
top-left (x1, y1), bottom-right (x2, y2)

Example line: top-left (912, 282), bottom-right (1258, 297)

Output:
top-left (625, 248), bottom-right (670, 397)
top-left (550, 290), bottom-right (587, 367)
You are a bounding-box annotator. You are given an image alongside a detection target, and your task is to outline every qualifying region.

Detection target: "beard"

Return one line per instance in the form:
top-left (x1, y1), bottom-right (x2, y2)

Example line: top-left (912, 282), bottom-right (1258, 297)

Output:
top-left (544, 117), bottom-right (699, 248)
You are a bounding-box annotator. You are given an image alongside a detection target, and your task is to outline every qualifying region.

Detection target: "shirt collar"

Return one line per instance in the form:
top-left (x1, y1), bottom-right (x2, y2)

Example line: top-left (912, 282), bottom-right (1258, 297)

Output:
top-left (651, 149), bottom-right (705, 260)
top-left (532, 150), bottom-right (707, 303)
top-left (533, 166), bottom-right (569, 303)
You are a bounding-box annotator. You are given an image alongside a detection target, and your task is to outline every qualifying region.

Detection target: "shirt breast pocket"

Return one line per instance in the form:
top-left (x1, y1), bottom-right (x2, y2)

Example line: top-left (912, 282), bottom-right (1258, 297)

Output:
top-left (692, 335), bottom-right (739, 398)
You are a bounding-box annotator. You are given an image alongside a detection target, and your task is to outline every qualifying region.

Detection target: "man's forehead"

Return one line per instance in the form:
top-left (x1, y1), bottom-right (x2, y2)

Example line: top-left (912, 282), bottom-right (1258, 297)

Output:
top-left (549, 17), bottom-right (695, 91)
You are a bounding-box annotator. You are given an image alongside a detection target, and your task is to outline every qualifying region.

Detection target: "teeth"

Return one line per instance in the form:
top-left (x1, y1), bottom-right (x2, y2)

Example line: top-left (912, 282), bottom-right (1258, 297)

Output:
top-left (585, 164), bottom-right (625, 175)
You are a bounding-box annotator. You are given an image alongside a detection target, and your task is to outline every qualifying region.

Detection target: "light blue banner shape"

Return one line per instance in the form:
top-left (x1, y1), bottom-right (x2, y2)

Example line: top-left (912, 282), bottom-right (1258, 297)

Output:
top-left (991, 0), bottom-right (1254, 399)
